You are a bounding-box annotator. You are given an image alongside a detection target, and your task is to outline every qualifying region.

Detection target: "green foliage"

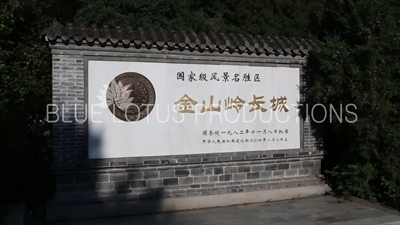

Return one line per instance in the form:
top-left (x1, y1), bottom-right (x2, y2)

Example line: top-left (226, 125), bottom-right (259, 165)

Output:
top-left (74, 0), bottom-right (317, 36)
top-left (326, 164), bottom-right (378, 202)
top-left (74, 0), bottom-right (227, 31)
top-left (305, 0), bottom-right (400, 206)
top-left (381, 177), bottom-right (400, 208)
top-left (224, 0), bottom-right (318, 37)
top-left (0, 0), bottom-right (79, 204)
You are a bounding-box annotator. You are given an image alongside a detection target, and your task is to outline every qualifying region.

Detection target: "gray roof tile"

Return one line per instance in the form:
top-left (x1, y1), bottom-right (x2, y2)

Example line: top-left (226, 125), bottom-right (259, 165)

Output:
top-left (42, 23), bottom-right (322, 56)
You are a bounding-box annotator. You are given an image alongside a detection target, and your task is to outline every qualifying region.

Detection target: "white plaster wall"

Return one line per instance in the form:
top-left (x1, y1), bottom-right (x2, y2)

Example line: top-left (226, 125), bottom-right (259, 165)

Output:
top-left (88, 60), bottom-right (301, 159)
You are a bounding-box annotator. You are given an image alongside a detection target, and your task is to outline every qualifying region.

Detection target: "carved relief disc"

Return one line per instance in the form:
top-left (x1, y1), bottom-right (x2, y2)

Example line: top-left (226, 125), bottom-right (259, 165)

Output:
top-left (106, 72), bottom-right (156, 122)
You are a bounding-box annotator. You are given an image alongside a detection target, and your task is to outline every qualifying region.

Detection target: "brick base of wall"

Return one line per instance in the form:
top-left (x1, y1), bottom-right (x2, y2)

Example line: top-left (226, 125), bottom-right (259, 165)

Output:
top-left (47, 183), bottom-right (328, 221)
top-left (47, 155), bottom-right (324, 221)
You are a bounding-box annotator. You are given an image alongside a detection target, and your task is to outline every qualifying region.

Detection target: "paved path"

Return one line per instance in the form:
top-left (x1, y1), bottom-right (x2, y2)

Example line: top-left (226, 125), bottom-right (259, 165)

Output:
top-left (38, 196), bottom-right (400, 225)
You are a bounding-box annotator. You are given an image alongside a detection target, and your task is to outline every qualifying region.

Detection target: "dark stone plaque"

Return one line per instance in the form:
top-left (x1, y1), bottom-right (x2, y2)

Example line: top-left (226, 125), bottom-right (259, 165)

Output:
top-left (106, 72), bottom-right (155, 122)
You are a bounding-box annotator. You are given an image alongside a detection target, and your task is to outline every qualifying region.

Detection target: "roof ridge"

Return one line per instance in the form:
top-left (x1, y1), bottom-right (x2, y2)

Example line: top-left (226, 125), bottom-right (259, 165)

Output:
top-left (42, 23), bottom-right (322, 56)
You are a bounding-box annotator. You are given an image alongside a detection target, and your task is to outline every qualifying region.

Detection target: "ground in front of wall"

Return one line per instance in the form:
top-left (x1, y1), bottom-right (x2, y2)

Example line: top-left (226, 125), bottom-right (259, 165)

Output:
top-left (26, 196), bottom-right (400, 225)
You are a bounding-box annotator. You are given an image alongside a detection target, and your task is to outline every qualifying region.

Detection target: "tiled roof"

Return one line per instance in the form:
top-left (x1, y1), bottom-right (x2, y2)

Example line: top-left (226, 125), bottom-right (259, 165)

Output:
top-left (42, 23), bottom-right (322, 56)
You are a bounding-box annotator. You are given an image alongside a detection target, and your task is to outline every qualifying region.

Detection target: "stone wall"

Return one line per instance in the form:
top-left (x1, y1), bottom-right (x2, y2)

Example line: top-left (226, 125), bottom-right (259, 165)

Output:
top-left (53, 150), bottom-right (322, 205)
top-left (49, 45), bottom-right (322, 217)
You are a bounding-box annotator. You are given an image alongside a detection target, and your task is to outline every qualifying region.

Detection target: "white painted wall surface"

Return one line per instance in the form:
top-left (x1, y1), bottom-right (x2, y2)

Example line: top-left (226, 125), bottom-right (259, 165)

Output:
top-left (87, 60), bottom-right (301, 159)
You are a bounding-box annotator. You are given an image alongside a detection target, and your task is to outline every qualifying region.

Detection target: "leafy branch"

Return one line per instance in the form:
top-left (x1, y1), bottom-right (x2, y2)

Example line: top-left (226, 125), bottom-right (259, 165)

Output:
top-left (107, 79), bottom-right (134, 111)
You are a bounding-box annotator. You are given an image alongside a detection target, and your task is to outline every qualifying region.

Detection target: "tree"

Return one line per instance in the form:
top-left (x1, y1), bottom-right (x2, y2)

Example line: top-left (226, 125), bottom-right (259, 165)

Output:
top-left (305, 0), bottom-right (400, 206)
top-left (0, 0), bottom-right (79, 205)
top-left (74, 0), bottom-right (317, 36)
top-left (74, 0), bottom-right (227, 31)
top-left (224, 0), bottom-right (316, 37)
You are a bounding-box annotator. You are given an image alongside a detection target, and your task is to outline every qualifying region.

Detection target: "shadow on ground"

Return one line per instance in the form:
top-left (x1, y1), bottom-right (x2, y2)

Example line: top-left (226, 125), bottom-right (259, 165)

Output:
top-left (34, 196), bottom-right (400, 225)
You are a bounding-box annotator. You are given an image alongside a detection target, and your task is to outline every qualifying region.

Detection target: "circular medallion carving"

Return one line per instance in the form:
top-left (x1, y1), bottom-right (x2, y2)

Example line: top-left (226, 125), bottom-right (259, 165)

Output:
top-left (106, 72), bottom-right (155, 122)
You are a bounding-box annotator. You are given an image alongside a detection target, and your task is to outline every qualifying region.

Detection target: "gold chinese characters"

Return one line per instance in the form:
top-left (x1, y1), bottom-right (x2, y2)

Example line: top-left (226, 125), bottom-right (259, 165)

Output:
top-left (174, 94), bottom-right (289, 113)
top-left (174, 94), bottom-right (198, 113)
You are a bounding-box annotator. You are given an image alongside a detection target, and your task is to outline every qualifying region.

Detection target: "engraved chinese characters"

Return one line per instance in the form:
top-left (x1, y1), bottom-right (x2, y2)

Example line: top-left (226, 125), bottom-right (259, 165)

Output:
top-left (201, 129), bottom-right (290, 144)
top-left (177, 71), bottom-right (260, 82)
top-left (174, 95), bottom-right (289, 114)
top-left (174, 71), bottom-right (289, 114)
top-left (172, 68), bottom-right (296, 149)
top-left (106, 72), bottom-right (156, 122)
